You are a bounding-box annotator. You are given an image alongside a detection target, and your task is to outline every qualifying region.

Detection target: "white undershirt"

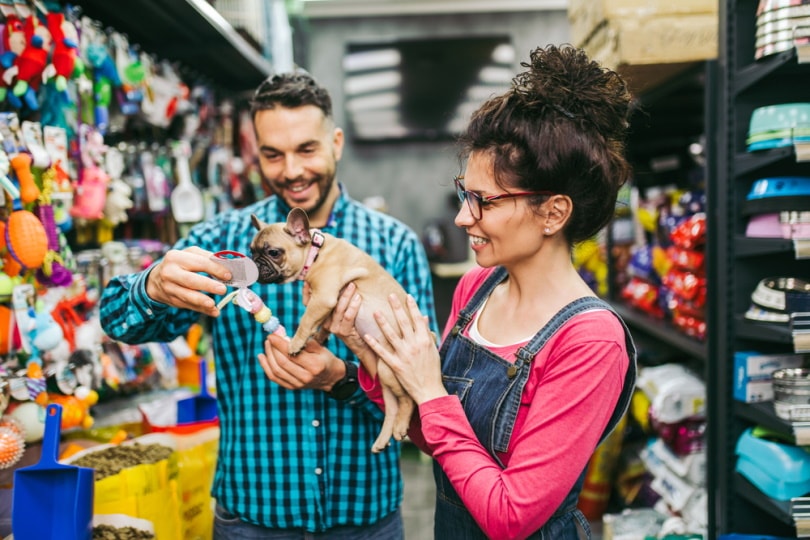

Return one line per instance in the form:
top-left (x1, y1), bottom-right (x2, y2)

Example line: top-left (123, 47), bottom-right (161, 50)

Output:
top-left (467, 295), bottom-right (535, 347)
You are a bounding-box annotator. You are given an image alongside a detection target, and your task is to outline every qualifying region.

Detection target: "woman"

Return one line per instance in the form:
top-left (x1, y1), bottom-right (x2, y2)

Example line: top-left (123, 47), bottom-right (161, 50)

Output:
top-left (328, 44), bottom-right (637, 540)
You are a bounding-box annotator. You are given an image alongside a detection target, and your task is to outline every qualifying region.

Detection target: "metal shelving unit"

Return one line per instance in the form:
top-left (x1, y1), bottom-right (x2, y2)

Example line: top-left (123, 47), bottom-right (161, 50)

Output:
top-left (66, 0), bottom-right (273, 92)
top-left (714, 0), bottom-right (810, 535)
top-left (608, 61), bottom-right (713, 366)
top-left (607, 60), bottom-right (717, 535)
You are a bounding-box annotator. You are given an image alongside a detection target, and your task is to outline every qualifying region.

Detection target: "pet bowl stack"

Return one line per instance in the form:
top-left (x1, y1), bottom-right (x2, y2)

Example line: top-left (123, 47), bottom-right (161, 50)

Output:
top-left (772, 367), bottom-right (810, 421)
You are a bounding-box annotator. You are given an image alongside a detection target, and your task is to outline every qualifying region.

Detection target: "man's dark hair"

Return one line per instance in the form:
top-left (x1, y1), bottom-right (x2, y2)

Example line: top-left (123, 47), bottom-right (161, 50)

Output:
top-left (250, 70), bottom-right (333, 121)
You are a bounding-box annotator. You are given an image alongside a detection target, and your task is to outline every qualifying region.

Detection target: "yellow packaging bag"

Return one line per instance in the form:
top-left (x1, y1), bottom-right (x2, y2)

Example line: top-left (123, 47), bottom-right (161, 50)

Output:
top-left (65, 433), bottom-right (182, 539)
top-left (172, 426), bottom-right (219, 540)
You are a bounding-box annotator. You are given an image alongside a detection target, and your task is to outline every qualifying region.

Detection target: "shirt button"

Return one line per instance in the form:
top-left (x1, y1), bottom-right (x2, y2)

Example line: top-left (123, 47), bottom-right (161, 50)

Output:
top-left (314, 467), bottom-right (323, 475)
top-left (122, 323), bottom-right (128, 329)
top-left (312, 420), bottom-right (320, 427)
top-left (146, 308), bottom-right (153, 316)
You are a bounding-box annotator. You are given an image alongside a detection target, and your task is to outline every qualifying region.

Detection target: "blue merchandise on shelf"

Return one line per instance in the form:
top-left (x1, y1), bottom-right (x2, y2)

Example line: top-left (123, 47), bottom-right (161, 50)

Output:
top-left (735, 427), bottom-right (810, 501)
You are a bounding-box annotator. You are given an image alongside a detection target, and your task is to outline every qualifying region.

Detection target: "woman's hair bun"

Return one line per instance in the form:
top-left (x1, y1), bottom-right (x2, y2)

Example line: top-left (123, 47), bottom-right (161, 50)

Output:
top-left (511, 44), bottom-right (633, 141)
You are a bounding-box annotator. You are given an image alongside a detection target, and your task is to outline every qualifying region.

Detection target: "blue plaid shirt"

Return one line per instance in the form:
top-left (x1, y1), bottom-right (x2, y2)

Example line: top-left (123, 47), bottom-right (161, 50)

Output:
top-left (99, 185), bottom-right (438, 531)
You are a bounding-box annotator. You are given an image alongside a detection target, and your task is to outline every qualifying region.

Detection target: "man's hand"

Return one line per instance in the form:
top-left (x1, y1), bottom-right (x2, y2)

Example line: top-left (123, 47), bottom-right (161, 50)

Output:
top-left (259, 333), bottom-right (345, 391)
top-left (145, 247), bottom-right (231, 317)
top-left (321, 282), bottom-right (379, 377)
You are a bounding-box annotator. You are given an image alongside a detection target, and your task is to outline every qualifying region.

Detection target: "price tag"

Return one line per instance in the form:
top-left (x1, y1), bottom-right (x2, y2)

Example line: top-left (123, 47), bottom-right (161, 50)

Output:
top-left (793, 422), bottom-right (810, 446)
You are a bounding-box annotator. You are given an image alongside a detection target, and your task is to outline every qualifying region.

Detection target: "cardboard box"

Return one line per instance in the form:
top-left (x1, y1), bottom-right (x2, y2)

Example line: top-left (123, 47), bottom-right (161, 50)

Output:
top-left (568, 0), bottom-right (718, 46)
top-left (733, 351), bottom-right (807, 403)
top-left (582, 13), bottom-right (718, 69)
top-left (734, 379), bottom-right (777, 403)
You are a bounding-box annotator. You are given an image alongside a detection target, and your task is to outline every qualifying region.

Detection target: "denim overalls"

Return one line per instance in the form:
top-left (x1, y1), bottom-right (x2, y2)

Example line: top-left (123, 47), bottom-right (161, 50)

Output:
top-left (433, 267), bottom-right (637, 539)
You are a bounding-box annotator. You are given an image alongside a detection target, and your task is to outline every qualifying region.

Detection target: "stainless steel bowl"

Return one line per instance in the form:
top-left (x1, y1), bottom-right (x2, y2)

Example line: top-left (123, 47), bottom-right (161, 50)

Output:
top-left (772, 367), bottom-right (810, 405)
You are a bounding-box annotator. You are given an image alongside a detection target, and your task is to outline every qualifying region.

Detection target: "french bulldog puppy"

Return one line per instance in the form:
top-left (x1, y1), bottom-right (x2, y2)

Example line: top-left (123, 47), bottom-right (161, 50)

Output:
top-left (250, 207), bottom-right (416, 453)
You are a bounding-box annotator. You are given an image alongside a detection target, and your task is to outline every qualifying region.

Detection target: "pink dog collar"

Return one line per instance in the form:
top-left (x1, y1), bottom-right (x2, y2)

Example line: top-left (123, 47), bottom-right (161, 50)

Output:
top-left (299, 229), bottom-right (325, 280)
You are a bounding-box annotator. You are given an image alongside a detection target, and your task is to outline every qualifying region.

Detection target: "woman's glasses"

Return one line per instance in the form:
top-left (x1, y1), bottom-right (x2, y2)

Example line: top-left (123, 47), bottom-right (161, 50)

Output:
top-left (453, 176), bottom-right (553, 220)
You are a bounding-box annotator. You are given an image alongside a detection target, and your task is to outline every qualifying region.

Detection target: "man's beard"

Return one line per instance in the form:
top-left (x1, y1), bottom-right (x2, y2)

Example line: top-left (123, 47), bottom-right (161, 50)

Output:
top-left (303, 175), bottom-right (335, 215)
top-left (270, 173), bottom-right (335, 214)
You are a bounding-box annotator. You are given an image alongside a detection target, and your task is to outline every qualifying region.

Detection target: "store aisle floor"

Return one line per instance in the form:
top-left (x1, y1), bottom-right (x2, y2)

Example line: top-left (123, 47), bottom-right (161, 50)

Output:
top-left (401, 445), bottom-right (435, 540)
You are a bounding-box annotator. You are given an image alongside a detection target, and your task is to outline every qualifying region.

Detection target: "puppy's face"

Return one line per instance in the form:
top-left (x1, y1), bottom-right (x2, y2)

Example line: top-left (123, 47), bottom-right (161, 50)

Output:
top-left (250, 208), bottom-right (314, 284)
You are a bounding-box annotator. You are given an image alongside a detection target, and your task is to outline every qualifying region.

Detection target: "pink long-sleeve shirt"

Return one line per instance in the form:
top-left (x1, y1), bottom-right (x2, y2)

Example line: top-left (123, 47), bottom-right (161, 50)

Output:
top-left (359, 266), bottom-right (630, 539)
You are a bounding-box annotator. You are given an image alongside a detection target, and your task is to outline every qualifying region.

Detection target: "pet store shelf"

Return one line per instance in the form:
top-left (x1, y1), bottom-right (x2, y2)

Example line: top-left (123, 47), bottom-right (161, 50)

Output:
top-left (735, 237), bottom-right (801, 258)
top-left (735, 473), bottom-right (795, 528)
top-left (612, 303), bottom-right (707, 361)
top-left (69, 0), bottom-right (273, 91)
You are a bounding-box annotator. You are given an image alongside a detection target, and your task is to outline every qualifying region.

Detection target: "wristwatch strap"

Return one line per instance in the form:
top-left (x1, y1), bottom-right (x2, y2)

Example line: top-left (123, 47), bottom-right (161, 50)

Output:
top-left (328, 360), bottom-right (359, 400)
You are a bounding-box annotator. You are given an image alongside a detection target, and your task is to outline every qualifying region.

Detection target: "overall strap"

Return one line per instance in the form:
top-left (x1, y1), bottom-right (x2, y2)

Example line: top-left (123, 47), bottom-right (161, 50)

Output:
top-left (454, 266), bottom-right (508, 328)
top-left (515, 295), bottom-right (637, 443)
top-left (515, 296), bottom-right (613, 362)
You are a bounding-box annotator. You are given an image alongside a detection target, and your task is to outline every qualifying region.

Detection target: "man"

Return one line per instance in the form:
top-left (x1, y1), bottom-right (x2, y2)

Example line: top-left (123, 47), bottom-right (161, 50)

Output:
top-left (99, 71), bottom-right (438, 538)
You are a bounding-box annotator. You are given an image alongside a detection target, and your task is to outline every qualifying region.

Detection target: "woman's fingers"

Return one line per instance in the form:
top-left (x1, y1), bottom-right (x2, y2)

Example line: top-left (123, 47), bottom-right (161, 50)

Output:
top-left (386, 294), bottom-right (414, 339)
top-left (334, 283), bottom-right (356, 317)
top-left (363, 332), bottom-right (394, 362)
top-left (372, 309), bottom-right (401, 346)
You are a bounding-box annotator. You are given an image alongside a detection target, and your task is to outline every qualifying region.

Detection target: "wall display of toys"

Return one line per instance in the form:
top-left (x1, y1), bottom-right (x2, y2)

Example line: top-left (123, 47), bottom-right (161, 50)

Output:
top-left (0, 1), bottom-right (266, 536)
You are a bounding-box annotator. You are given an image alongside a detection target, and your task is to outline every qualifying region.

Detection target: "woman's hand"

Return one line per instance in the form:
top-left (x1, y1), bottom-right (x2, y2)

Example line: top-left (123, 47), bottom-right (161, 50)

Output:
top-left (364, 294), bottom-right (447, 405)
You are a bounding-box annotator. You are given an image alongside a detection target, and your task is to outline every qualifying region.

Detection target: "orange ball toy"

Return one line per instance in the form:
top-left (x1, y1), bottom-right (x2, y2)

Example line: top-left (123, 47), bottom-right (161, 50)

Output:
top-left (5, 209), bottom-right (48, 269)
top-left (0, 426), bottom-right (24, 469)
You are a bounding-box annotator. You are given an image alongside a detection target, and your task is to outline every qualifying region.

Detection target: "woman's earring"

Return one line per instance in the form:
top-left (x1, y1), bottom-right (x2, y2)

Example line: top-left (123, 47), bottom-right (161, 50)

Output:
top-left (544, 227), bottom-right (551, 234)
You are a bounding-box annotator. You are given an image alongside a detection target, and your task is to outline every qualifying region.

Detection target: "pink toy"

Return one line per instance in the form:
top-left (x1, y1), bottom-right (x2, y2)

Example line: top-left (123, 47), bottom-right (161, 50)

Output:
top-left (71, 126), bottom-right (109, 220)
top-left (235, 288), bottom-right (286, 336)
top-left (210, 250), bottom-right (286, 336)
top-left (70, 166), bottom-right (107, 220)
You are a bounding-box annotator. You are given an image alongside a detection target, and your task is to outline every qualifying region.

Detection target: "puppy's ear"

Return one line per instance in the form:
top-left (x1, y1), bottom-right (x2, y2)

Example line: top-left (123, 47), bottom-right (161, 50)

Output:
top-left (251, 214), bottom-right (268, 231)
top-left (285, 208), bottom-right (312, 245)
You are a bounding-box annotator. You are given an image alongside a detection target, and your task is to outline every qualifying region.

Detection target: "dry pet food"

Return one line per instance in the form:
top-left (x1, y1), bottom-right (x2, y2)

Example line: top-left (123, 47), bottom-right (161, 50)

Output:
top-left (73, 443), bottom-right (174, 480)
top-left (92, 524), bottom-right (155, 539)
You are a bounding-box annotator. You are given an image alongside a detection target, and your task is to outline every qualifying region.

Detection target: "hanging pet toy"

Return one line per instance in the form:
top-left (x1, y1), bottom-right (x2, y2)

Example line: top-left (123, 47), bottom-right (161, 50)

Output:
top-left (211, 250), bottom-right (286, 336)
top-left (35, 164), bottom-right (72, 286)
top-left (5, 153), bottom-right (48, 272)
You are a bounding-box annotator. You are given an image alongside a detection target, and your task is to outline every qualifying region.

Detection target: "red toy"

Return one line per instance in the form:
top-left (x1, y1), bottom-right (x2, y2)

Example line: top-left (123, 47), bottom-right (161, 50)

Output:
top-left (46, 12), bottom-right (79, 92)
top-left (0, 14), bottom-right (25, 108)
top-left (10, 15), bottom-right (51, 110)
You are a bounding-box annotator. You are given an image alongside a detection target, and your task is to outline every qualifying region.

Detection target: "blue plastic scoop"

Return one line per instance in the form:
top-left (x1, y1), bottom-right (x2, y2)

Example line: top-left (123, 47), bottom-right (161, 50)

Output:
top-left (12, 403), bottom-right (94, 540)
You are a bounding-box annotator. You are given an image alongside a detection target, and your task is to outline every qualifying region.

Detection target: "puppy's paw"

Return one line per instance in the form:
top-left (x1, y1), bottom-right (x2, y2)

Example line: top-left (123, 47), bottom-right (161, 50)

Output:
top-left (288, 336), bottom-right (306, 356)
top-left (371, 440), bottom-right (391, 454)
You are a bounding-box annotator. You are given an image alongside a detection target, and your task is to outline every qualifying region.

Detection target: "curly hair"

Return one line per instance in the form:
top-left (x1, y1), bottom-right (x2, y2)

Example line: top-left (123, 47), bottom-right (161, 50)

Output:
top-left (250, 70), bottom-right (333, 121)
top-left (459, 44), bottom-right (633, 244)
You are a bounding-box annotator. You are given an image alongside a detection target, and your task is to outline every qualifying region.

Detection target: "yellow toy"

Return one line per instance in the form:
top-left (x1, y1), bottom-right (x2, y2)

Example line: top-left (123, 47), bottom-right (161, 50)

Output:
top-left (48, 387), bottom-right (99, 430)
